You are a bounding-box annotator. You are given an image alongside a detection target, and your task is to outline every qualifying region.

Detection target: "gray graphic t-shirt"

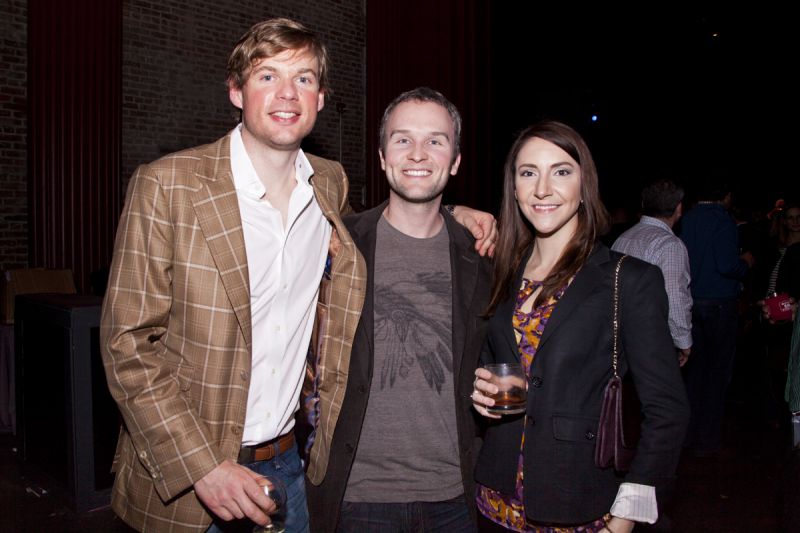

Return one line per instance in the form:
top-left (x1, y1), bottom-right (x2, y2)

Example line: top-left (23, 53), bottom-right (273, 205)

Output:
top-left (344, 215), bottom-right (462, 502)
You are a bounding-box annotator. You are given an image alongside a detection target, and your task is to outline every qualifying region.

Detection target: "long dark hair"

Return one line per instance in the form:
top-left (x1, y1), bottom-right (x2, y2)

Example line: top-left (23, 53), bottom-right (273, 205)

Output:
top-left (487, 120), bottom-right (609, 313)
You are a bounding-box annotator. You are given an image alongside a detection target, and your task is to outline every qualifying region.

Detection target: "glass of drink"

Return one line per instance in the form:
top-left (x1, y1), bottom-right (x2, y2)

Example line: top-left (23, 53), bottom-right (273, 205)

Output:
top-left (484, 362), bottom-right (527, 415)
top-left (252, 476), bottom-right (288, 533)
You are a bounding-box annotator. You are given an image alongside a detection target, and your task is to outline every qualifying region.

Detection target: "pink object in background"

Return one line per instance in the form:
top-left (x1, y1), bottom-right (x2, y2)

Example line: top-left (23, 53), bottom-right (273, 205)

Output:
top-left (765, 292), bottom-right (793, 322)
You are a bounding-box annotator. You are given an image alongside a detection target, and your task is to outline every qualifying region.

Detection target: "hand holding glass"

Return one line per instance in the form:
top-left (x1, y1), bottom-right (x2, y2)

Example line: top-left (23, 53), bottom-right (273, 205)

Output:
top-left (252, 476), bottom-right (288, 533)
top-left (483, 363), bottom-right (527, 415)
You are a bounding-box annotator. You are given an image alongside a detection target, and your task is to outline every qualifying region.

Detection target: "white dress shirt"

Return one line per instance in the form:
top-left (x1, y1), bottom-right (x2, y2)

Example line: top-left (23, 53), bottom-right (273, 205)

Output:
top-left (230, 125), bottom-right (331, 445)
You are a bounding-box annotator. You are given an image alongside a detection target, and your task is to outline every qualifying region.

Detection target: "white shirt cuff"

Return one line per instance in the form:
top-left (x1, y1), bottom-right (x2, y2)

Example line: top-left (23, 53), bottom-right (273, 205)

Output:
top-left (610, 482), bottom-right (658, 524)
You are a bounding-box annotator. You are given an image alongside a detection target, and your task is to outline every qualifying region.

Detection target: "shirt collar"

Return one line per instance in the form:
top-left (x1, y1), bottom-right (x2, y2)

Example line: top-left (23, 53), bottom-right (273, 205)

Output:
top-left (639, 215), bottom-right (673, 233)
top-left (229, 124), bottom-right (315, 199)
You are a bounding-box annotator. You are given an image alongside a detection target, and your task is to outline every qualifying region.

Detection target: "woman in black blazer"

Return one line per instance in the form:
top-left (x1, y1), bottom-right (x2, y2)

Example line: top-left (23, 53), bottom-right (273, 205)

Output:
top-left (471, 121), bottom-right (689, 533)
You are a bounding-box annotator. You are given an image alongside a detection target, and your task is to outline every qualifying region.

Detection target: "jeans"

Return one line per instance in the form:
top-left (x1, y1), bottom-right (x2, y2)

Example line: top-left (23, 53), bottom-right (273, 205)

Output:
top-left (336, 495), bottom-right (475, 533)
top-left (684, 298), bottom-right (740, 452)
top-left (207, 442), bottom-right (309, 533)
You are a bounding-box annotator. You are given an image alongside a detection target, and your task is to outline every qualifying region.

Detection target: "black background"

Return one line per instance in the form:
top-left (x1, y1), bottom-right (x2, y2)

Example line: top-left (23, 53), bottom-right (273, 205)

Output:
top-left (487, 5), bottom-right (796, 214)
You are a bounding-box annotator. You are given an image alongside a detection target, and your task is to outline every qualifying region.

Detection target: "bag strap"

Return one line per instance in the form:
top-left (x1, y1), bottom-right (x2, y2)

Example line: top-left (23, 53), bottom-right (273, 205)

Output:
top-left (612, 255), bottom-right (628, 378)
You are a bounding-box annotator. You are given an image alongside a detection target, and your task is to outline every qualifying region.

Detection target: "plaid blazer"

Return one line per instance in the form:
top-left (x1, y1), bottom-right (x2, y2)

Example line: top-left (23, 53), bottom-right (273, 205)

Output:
top-left (100, 132), bottom-right (366, 532)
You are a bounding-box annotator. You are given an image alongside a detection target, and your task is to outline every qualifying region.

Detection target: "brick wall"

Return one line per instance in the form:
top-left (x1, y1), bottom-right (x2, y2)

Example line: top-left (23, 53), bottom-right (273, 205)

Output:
top-left (122, 0), bottom-right (366, 196)
top-left (0, 0), bottom-right (28, 269)
top-left (0, 0), bottom-right (366, 272)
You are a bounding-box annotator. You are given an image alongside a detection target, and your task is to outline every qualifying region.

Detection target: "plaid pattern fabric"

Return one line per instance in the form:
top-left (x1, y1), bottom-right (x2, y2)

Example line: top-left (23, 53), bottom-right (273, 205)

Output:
top-left (303, 254), bottom-right (333, 458)
top-left (303, 158), bottom-right (367, 485)
top-left (612, 216), bottom-right (693, 350)
top-left (100, 134), bottom-right (365, 532)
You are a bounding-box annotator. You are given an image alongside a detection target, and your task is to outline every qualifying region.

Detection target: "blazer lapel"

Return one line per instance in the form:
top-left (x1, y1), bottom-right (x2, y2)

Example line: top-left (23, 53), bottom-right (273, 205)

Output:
top-left (447, 214), bottom-right (480, 378)
top-left (346, 203), bottom-right (385, 363)
top-left (191, 138), bottom-right (252, 349)
top-left (537, 245), bottom-right (609, 351)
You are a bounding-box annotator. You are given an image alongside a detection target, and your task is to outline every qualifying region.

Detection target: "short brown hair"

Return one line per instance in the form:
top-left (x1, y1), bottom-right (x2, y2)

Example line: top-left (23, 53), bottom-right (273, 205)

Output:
top-left (379, 87), bottom-right (462, 163)
top-left (226, 18), bottom-right (329, 91)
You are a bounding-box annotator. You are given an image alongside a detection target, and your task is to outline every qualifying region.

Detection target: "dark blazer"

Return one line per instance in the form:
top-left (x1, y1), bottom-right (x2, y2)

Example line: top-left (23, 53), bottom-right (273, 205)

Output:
top-left (474, 243), bottom-right (690, 525)
top-left (306, 202), bottom-right (491, 532)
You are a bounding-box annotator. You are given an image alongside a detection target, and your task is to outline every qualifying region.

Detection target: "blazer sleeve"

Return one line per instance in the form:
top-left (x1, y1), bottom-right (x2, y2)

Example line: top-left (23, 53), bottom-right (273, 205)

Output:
top-left (618, 261), bottom-right (690, 488)
top-left (100, 163), bottom-right (223, 501)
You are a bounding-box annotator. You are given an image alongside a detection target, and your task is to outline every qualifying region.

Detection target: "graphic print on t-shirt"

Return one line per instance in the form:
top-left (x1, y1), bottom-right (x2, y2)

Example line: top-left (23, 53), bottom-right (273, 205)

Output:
top-left (375, 270), bottom-right (452, 393)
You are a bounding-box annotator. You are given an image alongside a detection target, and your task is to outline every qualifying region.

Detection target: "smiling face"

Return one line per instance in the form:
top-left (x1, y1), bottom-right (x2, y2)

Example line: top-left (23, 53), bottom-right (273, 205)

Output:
top-left (379, 100), bottom-right (461, 205)
top-left (228, 47), bottom-right (324, 153)
top-left (785, 207), bottom-right (800, 234)
top-left (514, 136), bottom-right (582, 240)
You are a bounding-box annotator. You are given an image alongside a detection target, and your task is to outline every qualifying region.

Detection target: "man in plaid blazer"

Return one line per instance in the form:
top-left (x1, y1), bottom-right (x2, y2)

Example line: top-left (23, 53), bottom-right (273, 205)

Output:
top-left (101, 18), bottom-right (495, 533)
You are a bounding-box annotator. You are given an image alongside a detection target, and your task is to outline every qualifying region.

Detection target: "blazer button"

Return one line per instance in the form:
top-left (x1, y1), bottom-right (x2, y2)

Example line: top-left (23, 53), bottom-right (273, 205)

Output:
top-left (240, 370), bottom-right (249, 381)
top-left (358, 385), bottom-right (367, 394)
top-left (345, 443), bottom-right (355, 454)
top-left (585, 431), bottom-right (596, 440)
top-left (530, 376), bottom-right (543, 388)
top-left (528, 417), bottom-right (535, 426)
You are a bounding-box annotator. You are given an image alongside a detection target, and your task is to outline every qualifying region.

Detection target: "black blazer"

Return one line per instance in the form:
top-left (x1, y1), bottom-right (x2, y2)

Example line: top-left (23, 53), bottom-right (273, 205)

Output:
top-left (306, 202), bottom-right (491, 532)
top-left (474, 243), bottom-right (690, 525)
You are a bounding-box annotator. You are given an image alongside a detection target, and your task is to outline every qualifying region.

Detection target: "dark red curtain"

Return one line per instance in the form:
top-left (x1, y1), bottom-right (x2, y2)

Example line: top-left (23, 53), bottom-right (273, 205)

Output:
top-left (28, 0), bottom-right (122, 293)
top-left (366, 0), bottom-right (496, 212)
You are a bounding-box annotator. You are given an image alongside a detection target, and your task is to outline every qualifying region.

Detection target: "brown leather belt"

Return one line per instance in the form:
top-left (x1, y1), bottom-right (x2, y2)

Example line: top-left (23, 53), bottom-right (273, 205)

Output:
top-left (237, 429), bottom-right (295, 464)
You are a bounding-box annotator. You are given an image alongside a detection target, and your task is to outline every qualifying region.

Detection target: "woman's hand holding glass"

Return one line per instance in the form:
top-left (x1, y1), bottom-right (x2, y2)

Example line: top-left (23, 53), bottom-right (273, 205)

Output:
top-left (472, 367), bottom-right (501, 419)
top-left (472, 363), bottom-right (527, 419)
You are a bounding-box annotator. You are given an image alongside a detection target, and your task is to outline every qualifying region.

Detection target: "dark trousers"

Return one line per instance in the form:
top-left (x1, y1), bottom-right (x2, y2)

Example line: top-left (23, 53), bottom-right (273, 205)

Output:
top-left (683, 297), bottom-right (740, 452)
top-left (337, 495), bottom-right (475, 533)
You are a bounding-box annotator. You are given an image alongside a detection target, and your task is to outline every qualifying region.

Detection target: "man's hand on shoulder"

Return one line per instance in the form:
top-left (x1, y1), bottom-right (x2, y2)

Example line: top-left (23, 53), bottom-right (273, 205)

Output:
top-left (451, 205), bottom-right (497, 257)
top-left (194, 460), bottom-right (275, 525)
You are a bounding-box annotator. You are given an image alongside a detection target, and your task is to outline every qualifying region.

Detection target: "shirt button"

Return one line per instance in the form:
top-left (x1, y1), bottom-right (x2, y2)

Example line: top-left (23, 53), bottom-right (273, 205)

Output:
top-left (272, 368), bottom-right (277, 375)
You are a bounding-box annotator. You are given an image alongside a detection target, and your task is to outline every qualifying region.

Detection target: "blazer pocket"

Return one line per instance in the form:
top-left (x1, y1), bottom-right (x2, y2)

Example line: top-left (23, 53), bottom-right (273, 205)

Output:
top-left (552, 413), bottom-right (599, 445)
top-left (551, 414), bottom-right (617, 495)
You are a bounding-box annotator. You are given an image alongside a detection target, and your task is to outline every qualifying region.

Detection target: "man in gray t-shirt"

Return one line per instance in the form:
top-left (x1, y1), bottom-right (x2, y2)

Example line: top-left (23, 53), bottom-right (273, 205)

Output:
top-left (306, 87), bottom-right (490, 532)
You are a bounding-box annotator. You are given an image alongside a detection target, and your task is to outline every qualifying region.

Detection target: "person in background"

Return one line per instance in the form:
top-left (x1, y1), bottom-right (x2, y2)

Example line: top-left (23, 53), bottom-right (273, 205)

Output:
top-left (305, 87), bottom-right (490, 532)
top-left (612, 178), bottom-right (692, 366)
top-left (773, 288), bottom-right (798, 530)
top-left (100, 18), bottom-right (496, 533)
top-left (757, 200), bottom-right (800, 303)
top-left (471, 120), bottom-right (689, 532)
top-left (754, 201), bottom-right (800, 428)
top-left (678, 177), bottom-right (754, 458)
